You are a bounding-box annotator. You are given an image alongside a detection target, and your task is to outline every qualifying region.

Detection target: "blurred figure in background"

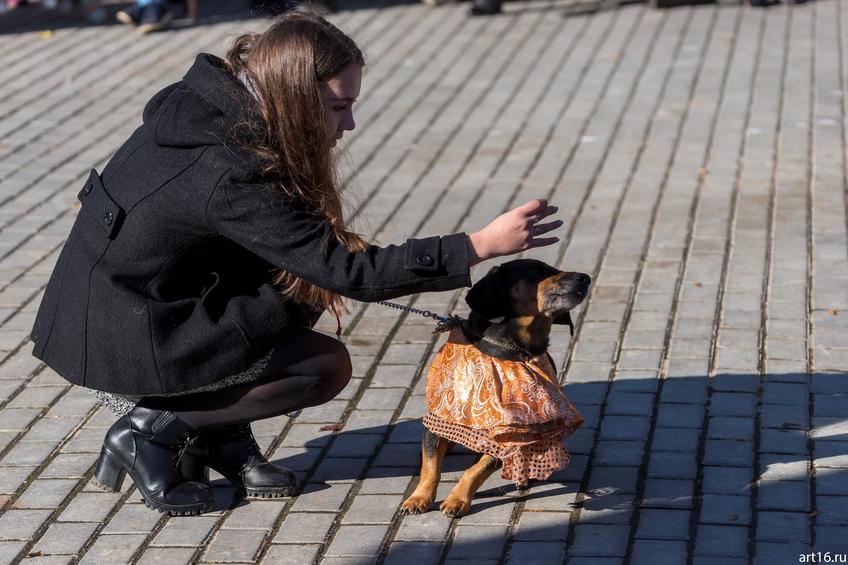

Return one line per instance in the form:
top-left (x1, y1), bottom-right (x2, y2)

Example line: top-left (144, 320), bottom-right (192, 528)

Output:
top-left (116, 0), bottom-right (172, 33)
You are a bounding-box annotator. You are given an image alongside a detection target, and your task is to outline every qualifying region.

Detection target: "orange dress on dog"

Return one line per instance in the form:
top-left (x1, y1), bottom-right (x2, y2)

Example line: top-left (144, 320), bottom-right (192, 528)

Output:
top-left (423, 327), bottom-right (583, 486)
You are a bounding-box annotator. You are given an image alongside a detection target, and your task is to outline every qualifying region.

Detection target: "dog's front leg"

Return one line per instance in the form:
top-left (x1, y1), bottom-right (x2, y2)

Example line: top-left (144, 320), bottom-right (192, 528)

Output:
top-left (440, 454), bottom-right (500, 518)
top-left (400, 429), bottom-right (449, 514)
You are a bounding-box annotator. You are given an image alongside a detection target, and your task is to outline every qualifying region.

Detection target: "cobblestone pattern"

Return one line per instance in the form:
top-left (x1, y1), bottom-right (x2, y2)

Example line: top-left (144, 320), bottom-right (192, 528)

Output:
top-left (0, 0), bottom-right (846, 563)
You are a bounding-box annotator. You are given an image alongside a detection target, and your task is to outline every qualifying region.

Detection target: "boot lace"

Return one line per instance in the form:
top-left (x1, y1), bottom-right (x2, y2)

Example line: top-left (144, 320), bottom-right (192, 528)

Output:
top-left (171, 432), bottom-right (200, 468)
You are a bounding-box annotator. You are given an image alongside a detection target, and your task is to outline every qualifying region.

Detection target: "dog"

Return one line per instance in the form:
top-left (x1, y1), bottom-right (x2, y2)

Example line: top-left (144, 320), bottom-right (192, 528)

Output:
top-left (400, 258), bottom-right (590, 518)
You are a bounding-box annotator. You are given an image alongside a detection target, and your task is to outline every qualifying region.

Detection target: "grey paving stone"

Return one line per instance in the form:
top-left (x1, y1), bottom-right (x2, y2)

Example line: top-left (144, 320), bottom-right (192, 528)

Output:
top-left (101, 503), bottom-right (163, 534)
top-left (505, 541), bottom-right (566, 564)
top-left (459, 497), bottom-right (516, 525)
top-left (356, 388), bottom-right (406, 411)
top-left (40, 453), bottom-right (96, 479)
top-left (57, 491), bottom-right (122, 523)
top-left (760, 403), bottom-right (808, 430)
top-left (647, 451), bottom-right (698, 480)
top-left (816, 496), bottom-right (848, 525)
top-left (224, 500), bottom-right (284, 531)
top-left (604, 392), bottom-right (654, 416)
top-left (814, 526), bottom-right (848, 552)
top-left (756, 511), bottom-right (810, 543)
top-left (630, 539), bottom-right (687, 565)
top-left (599, 416), bottom-right (651, 441)
top-left (702, 466), bottom-right (753, 495)
top-left (707, 416), bottom-right (754, 440)
top-left (260, 544), bottom-right (320, 565)
top-left (651, 428), bottom-right (700, 452)
top-left (752, 542), bottom-right (809, 565)
top-left (709, 392), bottom-right (756, 417)
top-left (384, 542), bottom-right (443, 565)
top-left (656, 404), bottom-right (705, 428)
top-left (203, 529), bottom-right (267, 563)
top-left (77, 533), bottom-right (146, 565)
top-left (342, 494), bottom-right (403, 524)
top-left (694, 524), bottom-right (749, 558)
top-left (812, 373), bottom-right (848, 394)
top-left (446, 524), bottom-right (508, 560)
top-left (359, 467), bottom-right (414, 495)
top-left (703, 439), bottom-right (754, 467)
top-left (394, 512), bottom-right (452, 542)
top-left (374, 443), bottom-right (421, 468)
top-left (326, 434), bottom-right (385, 459)
top-left (761, 429), bottom-right (809, 455)
top-left (568, 524), bottom-right (630, 557)
top-left (587, 467), bottom-right (640, 496)
top-left (635, 509), bottom-right (690, 540)
top-left (15, 479), bottom-right (77, 509)
top-left (756, 480), bottom-right (811, 511)
top-left (291, 483), bottom-right (353, 512)
top-left (135, 547), bottom-right (197, 565)
top-left (0, 509), bottom-right (52, 541)
top-left (512, 511), bottom-right (569, 541)
top-left (578, 493), bottom-right (633, 525)
top-left (699, 494), bottom-right (751, 526)
top-left (640, 479), bottom-right (693, 509)
top-left (594, 441), bottom-right (644, 466)
top-left (150, 516), bottom-right (219, 547)
top-left (762, 382), bottom-right (808, 405)
top-left (31, 522), bottom-right (99, 556)
top-left (0, 541), bottom-right (26, 564)
top-left (324, 524), bottom-right (389, 558)
top-left (660, 378), bottom-right (708, 404)
top-left (309, 457), bottom-right (368, 483)
top-left (273, 513), bottom-right (336, 544)
top-left (711, 373), bottom-right (759, 392)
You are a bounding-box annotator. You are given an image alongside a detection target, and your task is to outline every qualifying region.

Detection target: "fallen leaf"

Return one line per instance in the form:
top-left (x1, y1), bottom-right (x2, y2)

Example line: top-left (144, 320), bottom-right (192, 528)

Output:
top-left (694, 282), bottom-right (703, 288)
top-left (38, 30), bottom-right (54, 39)
top-left (319, 423), bottom-right (345, 433)
top-left (827, 308), bottom-right (838, 316)
top-left (27, 552), bottom-right (44, 558)
top-left (808, 510), bottom-right (821, 518)
top-left (728, 513), bottom-right (738, 522)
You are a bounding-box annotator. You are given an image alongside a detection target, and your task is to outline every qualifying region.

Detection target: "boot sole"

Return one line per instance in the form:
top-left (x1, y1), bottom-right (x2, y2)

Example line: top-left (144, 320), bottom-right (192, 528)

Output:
top-left (245, 487), bottom-right (297, 499)
top-left (94, 445), bottom-right (212, 516)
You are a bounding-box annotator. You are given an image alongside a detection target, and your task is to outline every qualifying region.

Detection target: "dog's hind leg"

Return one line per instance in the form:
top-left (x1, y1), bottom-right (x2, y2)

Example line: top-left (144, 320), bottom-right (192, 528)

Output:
top-left (440, 454), bottom-right (500, 518)
top-left (400, 429), bottom-right (449, 514)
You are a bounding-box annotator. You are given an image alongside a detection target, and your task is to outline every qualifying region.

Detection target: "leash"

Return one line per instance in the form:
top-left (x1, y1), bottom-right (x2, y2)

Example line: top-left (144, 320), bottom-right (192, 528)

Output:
top-left (376, 300), bottom-right (465, 333)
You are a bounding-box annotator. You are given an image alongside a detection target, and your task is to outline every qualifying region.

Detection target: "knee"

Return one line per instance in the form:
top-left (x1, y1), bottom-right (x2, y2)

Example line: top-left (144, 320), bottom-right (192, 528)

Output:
top-left (315, 337), bottom-right (352, 400)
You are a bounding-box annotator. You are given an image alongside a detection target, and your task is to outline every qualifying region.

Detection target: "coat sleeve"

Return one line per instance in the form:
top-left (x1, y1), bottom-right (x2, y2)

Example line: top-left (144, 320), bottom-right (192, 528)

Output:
top-left (207, 181), bottom-right (472, 302)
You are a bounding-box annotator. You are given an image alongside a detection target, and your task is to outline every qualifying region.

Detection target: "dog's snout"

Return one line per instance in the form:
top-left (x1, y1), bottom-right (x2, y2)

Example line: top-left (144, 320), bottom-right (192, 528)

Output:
top-left (575, 273), bottom-right (591, 286)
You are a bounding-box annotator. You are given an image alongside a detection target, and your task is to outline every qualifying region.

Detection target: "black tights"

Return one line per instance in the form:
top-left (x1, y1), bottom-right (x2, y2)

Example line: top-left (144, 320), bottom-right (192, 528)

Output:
top-left (138, 329), bottom-right (352, 430)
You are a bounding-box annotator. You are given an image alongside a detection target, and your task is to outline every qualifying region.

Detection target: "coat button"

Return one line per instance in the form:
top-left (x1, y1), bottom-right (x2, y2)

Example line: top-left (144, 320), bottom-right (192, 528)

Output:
top-left (416, 254), bottom-right (434, 267)
top-left (103, 211), bottom-right (113, 227)
top-left (83, 183), bottom-right (92, 195)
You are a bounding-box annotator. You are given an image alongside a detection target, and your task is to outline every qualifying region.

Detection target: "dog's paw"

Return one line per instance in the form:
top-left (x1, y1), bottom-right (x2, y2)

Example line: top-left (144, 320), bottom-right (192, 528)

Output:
top-left (440, 495), bottom-right (471, 518)
top-left (400, 495), bottom-right (433, 515)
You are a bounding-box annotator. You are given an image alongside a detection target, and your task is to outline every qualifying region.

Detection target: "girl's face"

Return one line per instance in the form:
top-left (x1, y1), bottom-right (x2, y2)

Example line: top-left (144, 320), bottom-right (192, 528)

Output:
top-left (320, 63), bottom-right (362, 148)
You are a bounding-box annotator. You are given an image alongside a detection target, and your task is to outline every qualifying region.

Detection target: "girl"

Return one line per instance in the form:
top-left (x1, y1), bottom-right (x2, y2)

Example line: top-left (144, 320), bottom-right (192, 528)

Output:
top-left (30, 11), bottom-right (563, 515)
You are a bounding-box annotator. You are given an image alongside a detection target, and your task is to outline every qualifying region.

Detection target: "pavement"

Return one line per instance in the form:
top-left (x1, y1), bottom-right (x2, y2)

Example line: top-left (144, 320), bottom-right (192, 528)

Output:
top-left (1, 0), bottom-right (847, 563)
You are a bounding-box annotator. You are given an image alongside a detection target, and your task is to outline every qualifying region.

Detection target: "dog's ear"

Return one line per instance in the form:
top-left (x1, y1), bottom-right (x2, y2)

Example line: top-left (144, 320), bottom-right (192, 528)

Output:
top-left (465, 265), bottom-right (508, 324)
top-left (553, 311), bottom-right (574, 336)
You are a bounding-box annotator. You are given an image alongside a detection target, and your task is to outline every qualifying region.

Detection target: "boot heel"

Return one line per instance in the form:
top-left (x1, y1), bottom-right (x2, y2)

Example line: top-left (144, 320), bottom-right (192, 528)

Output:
top-left (180, 455), bottom-right (210, 484)
top-left (94, 446), bottom-right (127, 491)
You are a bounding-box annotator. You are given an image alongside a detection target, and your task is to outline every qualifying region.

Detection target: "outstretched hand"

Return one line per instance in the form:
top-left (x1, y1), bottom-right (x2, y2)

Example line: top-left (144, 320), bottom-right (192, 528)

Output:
top-left (467, 199), bottom-right (563, 267)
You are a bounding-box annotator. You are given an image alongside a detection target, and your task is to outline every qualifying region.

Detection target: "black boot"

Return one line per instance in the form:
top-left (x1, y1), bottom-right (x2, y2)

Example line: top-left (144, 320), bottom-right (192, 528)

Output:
top-left (470, 0), bottom-right (502, 16)
top-left (181, 423), bottom-right (298, 498)
top-left (94, 406), bottom-right (212, 515)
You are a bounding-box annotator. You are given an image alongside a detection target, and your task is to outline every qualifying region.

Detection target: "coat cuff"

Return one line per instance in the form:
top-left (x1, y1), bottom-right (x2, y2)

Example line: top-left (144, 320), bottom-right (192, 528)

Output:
top-left (404, 233), bottom-right (471, 281)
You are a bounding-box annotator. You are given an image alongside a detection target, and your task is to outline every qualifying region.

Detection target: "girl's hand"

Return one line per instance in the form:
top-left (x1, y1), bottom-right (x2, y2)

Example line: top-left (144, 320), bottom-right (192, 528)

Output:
top-left (467, 199), bottom-right (563, 267)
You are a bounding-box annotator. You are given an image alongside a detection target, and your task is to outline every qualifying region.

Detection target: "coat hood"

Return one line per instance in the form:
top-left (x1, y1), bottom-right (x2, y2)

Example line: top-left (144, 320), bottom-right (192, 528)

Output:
top-left (142, 53), bottom-right (258, 149)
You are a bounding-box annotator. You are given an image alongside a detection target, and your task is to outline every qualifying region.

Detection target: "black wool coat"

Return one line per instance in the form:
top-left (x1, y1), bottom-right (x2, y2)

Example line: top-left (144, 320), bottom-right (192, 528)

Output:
top-left (31, 54), bottom-right (472, 396)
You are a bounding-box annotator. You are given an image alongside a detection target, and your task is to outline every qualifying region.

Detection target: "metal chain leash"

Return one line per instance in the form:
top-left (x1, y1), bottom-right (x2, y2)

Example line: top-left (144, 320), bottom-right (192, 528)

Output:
top-left (376, 300), bottom-right (464, 332)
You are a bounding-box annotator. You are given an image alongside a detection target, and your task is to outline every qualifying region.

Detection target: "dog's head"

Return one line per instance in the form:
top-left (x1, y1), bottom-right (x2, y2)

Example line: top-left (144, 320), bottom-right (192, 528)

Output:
top-left (464, 259), bottom-right (590, 355)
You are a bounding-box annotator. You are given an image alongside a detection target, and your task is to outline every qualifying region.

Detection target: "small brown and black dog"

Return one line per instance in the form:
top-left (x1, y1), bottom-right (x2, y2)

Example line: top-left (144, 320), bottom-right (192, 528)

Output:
top-left (400, 259), bottom-right (590, 517)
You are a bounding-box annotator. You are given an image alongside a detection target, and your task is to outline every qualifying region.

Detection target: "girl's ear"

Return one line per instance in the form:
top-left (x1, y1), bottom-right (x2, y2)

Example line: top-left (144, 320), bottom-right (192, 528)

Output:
top-left (465, 265), bottom-right (508, 324)
top-left (552, 311), bottom-right (574, 336)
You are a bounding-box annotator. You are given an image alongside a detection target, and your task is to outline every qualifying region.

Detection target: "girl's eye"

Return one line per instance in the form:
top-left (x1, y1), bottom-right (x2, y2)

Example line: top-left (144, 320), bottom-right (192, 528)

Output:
top-left (333, 105), bottom-right (347, 112)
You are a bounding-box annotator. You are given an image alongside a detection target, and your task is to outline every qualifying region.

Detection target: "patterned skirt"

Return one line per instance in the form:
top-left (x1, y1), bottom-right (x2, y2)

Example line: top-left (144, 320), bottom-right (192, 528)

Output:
top-left (424, 327), bottom-right (583, 486)
top-left (89, 349), bottom-right (275, 417)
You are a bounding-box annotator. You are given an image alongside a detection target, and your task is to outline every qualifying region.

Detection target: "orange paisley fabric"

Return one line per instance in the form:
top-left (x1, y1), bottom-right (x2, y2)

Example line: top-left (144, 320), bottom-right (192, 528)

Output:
top-left (423, 327), bottom-right (583, 486)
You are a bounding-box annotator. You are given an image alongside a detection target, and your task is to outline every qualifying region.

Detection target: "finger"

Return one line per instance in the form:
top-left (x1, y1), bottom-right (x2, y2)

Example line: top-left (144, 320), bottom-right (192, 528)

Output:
top-left (529, 205), bottom-right (559, 222)
top-left (528, 237), bottom-right (560, 248)
top-left (518, 198), bottom-right (548, 215)
top-left (528, 219), bottom-right (564, 235)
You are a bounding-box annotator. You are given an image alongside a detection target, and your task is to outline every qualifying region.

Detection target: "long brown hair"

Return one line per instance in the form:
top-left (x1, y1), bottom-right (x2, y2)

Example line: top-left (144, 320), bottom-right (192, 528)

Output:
top-left (225, 11), bottom-right (368, 316)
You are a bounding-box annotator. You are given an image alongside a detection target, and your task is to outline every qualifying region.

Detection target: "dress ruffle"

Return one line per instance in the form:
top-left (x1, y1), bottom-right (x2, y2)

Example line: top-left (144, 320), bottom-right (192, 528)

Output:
top-left (424, 327), bottom-right (583, 486)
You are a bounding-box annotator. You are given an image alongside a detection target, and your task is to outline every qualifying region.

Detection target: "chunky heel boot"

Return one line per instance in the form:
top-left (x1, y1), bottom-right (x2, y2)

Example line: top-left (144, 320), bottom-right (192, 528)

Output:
top-left (181, 423), bottom-right (297, 498)
top-left (94, 406), bottom-right (212, 515)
